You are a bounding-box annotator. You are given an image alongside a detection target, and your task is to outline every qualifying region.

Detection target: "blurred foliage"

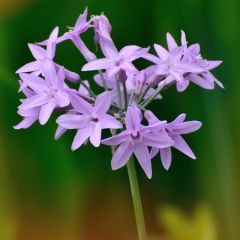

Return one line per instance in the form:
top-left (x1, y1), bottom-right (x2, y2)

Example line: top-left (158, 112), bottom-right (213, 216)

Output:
top-left (0, 0), bottom-right (239, 239)
top-left (157, 204), bottom-right (217, 240)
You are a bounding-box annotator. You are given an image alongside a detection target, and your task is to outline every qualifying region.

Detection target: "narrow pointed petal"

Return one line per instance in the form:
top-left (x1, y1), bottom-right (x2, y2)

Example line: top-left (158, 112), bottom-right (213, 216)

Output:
top-left (189, 74), bottom-right (215, 89)
top-left (55, 126), bottom-right (67, 140)
top-left (101, 114), bottom-right (122, 129)
top-left (160, 147), bottom-right (172, 170)
top-left (171, 121), bottom-right (202, 134)
top-left (202, 72), bottom-right (224, 89)
top-left (111, 142), bottom-right (133, 170)
top-left (14, 116), bottom-right (38, 130)
top-left (75, 7), bottom-right (88, 28)
top-left (142, 133), bottom-right (174, 148)
top-left (134, 144), bottom-right (152, 179)
top-left (154, 44), bottom-right (169, 61)
top-left (57, 114), bottom-right (88, 129)
top-left (28, 44), bottom-right (46, 60)
top-left (90, 123), bottom-right (102, 147)
top-left (47, 27), bottom-right (59, 59)
top-left (43, 60), bottom-right (58, 86)
top-left (82, 58), bottom-right (115, 71)
top-left (20, 94), bottom-right (49, 110)
top-left (173, 135), bottom-right (196, 159)
top-left (167, 33), bottom-right (178, 51)
top-left (16, 61), bottom-right (41, 74)
top-left (125, 105), bottom-right (142, 131)
top-left (170, 114), bottom-right (186, 125)
top-left (20, 73), bottom-right (48, 93)
top-left (102, 131), bottom-right (129, 145)
top-left (181, 30), bottom-right (187, 46)
top-left (70, 93), bottom-right (92, 114)
top-left (94, 92), bottom-right (112, 115)
top-left (39, 100), bottom-right (56, 125)
top-left (150, 148), bottom-right (159, 159)
top-left (71, 127), bottom-right (91, 151)
top-left (119, 45), bottom-right (141, 59)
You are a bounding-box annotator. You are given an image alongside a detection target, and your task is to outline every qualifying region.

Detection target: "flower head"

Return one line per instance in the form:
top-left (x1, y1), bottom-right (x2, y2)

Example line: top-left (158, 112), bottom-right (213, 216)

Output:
top-left (102, 106), bottom-right (174, 178)
top-left (17, 27), bottom-right (80, 82)
top-left (57, 91), bottom-right (122, 150)
top-left (145, 111), bottom-right (202, 170)
top-left (17, 61), bottom-right (71, 125)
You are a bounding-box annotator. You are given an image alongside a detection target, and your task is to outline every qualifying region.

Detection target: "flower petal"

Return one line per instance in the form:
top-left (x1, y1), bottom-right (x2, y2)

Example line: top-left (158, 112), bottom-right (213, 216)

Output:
top-left (90, 123), bottom-right (102, 147)
top-left (134, 144), bottom-right (152, 179)
top-left (142, 133), bottom-right (174, 148)
top-left (125, 105), bottom-right (142, 131)
top-left (20, 94), bottom-right (49, 110)
top-left (39, 100), bottom-right (56, 125)
top-left (47, 27), bottom-right (59, 59)
top-left (57, 114), bottom-right (88, 129)
top-left (160, 147), bottom-right (172, 170)
top-left (70, 93), bottom-right (93, 114)
top-left (16, 61), bottom-right (41, 74)
top-left (171, 121), bottom-right (202, 135)
top-left (71, 127), bottom-right (91, 151)
top-left (102, 131), bottom-right (129, 145)
top-left (166, 33), bottom-right (178, 51)
top-left (154, 44), bottom-right (169, 61)
top-left (101, 114), bottom-right (123, 129)
top-left (28, 44), bottom-right (46, 60)
top-left (111, 142), bottom-right (133, 170)
top-left (94, 91), bottom-right (112, 115)
top-left (82, 58), bottom-right (115, 71)
top-left (173, 135), bottom-right (196, 159)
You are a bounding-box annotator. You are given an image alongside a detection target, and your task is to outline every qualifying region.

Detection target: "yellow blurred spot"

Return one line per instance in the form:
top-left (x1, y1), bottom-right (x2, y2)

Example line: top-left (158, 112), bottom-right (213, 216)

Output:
top-left (157, 204), bottom-right (218, 240)
top-left (0, 0), bottom-right (35, 18)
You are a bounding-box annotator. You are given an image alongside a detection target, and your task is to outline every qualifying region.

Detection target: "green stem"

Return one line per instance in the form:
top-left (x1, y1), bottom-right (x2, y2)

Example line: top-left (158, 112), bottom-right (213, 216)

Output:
top-left (127, 157), bottom-right (148, 240)
top-left (122, 80), bottom-right (128, 110)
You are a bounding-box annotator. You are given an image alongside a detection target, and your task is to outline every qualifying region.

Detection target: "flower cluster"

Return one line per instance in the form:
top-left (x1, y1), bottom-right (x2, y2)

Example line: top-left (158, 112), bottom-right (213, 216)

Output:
top-left (15, 8), bottom-right (222, 178)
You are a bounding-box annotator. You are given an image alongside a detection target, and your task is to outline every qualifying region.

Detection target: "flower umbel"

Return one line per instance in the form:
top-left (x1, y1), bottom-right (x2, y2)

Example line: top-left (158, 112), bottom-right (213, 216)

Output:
top-left (14, 8), bottom-right (223, 240)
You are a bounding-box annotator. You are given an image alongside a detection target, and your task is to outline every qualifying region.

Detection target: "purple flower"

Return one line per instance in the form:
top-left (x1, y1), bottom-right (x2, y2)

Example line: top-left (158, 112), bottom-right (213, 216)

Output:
top-left (82, 21), bottom-right (149, 78)
top-left (102, 106), bottom-right (174, 178)
top-left (91, 14), bottom-right (112, 45)
top-left (56, 91), bottom-right (122, 150)
top-left (146, 32), bottom-right (223, 91)
top-left (145, 111), bottom-right (202, 170)
top-left (56, 8), bottom-right (96, 62)
top-left (16, 27), bottom-right (79, 82)
top-left (17, 61), bottom-right (71, 125)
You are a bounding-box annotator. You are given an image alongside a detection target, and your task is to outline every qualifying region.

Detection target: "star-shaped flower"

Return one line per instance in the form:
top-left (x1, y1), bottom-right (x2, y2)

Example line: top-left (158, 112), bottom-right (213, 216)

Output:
top-left (17, 61), bottom-right (71, 125)
top-left (145, 111), bottom-right (202, 170)
top-left (56, 91), bottom-right (122, 150)
top-left (17, 27), bottom-right (80, 82)
top-left (102, 106), bottom-right (174, 178)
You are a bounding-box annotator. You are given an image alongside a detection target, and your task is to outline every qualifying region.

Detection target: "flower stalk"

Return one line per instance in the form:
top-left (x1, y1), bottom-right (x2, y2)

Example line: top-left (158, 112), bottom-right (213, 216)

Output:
top-left (127, 157), bottom-right (148, 240)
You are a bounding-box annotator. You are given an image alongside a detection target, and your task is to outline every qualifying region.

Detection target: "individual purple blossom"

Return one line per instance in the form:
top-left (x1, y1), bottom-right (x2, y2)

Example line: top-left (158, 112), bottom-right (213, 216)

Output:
top-left (91, 14), bottom-right (112, 45)
top-left (17, 61), bottom-right (71, 125)
top-left (102, 106), bottom-right (174, 178)
top-left (145, 111), bottom-right (202, 170)
top-left (82, 21), bottom-right (149, 79)
top-left (56, 91), bottom-right (122, 150)
top-left (17, 27), bottom-right (80, 82)
top-left (56, 8), bottom-right (96, 62)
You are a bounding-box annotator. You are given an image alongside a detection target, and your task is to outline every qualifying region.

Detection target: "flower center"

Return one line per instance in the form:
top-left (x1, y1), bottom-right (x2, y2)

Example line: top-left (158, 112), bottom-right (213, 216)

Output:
top-left (91, 117), bottom-right (99, 123)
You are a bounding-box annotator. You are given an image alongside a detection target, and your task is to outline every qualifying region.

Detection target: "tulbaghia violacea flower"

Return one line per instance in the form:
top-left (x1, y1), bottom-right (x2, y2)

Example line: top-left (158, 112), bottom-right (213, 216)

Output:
top-left (82, 22), bottom-right (149, 79)
top-left (102, 106), bottom-right (174, 178)
top-left (17, 27), bottom-right (80, 82)
top-left (17, 61), bottom-right (71, 125)
top-left (146, 32), bottom-right (223, 91)
top-left (57, 91), bottom-right (122, 150)
top-left (15, 8), bottom-right (223, 240)
top-left (145, 111), bottom-right (202, 170)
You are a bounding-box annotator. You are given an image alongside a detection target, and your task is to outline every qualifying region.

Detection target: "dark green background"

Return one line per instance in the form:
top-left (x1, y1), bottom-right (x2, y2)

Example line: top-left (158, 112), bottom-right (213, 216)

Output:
top-left (0, 0), bottom-right (239, 239)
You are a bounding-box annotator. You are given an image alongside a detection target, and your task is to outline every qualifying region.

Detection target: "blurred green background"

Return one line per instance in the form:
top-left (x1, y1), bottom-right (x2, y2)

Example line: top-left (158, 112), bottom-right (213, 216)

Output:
top-left (0, 0), bottom-right (239, 239)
